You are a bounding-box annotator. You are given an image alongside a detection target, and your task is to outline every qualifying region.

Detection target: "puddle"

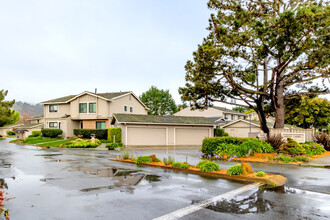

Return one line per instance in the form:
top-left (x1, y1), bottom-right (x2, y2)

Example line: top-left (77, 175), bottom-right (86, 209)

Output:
top-left (35, 154), bottom-right (63, 157)
top-left (205, 189), bottom-right (273, 214)
top-left (40, 178), bottom-right (63, 182)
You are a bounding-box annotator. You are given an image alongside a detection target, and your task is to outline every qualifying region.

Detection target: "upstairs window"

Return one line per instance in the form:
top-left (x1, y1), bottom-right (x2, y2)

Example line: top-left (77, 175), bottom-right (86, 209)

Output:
top-left (231, 115), bottom-right (235, 120)
top-left (224, 114), bottom-right (228, 119)
top-left (96, 121), bottom-right (106, 129)
top-left (124, 105), bottom-right (128, 112)
top-left (130, 107), bottom-right (133, 113)
top-left (89, 102), bottom-right (96, 113)
top-left (79, 103), bottom-right (87, 113)
top-left (49, 122), bottom-right (58, 128)
top-left (49, 105), bottom-right (58, 112)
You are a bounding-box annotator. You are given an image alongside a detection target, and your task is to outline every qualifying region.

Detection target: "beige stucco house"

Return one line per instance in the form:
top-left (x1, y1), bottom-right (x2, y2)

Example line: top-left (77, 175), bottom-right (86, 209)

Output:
top-left (111, 114), bottom-right (215, 146)
top-left (41, 91), bottom-right (148, 138)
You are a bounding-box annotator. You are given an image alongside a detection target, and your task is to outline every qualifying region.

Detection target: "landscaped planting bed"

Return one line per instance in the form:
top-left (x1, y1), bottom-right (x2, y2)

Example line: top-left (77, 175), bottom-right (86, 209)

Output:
top-left (111, 155), bottom-right (287, 188)
top-left (201, 137), bottom-right (330, 164)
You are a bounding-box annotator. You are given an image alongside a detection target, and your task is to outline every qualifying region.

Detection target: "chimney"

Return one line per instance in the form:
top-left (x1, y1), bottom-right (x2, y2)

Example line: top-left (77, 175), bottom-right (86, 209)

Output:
top-left (95, 88), bottom-right (97, 94)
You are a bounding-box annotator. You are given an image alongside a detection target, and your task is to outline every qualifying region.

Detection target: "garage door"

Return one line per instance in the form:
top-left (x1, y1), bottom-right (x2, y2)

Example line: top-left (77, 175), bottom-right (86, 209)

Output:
top-left (175, 128), bottom-right (209, 145)
top-left (127, 127), bottom-right (166, 146)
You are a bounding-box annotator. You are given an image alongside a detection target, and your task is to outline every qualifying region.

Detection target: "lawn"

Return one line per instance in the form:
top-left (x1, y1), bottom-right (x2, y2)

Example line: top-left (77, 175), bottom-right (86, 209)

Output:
top-left (38, 139), bottom-right (76, 147)
top-left (22, 137), bottom-right (63, 145)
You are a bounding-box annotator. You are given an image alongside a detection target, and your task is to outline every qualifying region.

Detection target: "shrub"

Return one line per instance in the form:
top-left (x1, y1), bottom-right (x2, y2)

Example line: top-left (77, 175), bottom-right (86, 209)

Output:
top-left (279, 138), bottom-right (306, 155)
top-left (256, 171), bottom-right (266, 177)
top-left (73, 129), bottom-right (107, 139)
top-left (41, 129), bottom-right (63, 138)
top-left (135, 156), bottom-right (153, 164)
top-left (7, 131), bottom-right (15, 136)
top-left (196, 160), bottom-right (209, 168)
top-left (156, 158), bottom-right (162, 162)
top-left (163, 156), bottom-right (175, 165)
top-left (266, 134), bottom-right (285, 151)
top-left (181, 163), bottom-right (190, 169)
top-left (314, 133), bottom-right (330, 151)
top-left (62, 139), bottom-right (99, 148)
top-left (227, 164), bottom-right (243, 175)
top-left (108, 127), bottom-right (122, 143)
top-left (215, 143), bottom-right (247, 157)
top-left (302, 142), bottom-right (326, 155)
top-left (202, 137), bottom-right (251, 155)
top-left (31, 131), bottom-right (42, 137)
top-left (198, 161), bottom-right (220, 172)
top-left (214, 128), bottom-right (228, 137)
top-left (106, 142), bottom-right (124, 150)
top-left (273, 153), bottom-right (309, 163)
top-left (122, 151), bottom-right (130, 159)
top-left (241, 139), bottom-right (274, 154)
top-left (172, 162), bottom-right (184, 168)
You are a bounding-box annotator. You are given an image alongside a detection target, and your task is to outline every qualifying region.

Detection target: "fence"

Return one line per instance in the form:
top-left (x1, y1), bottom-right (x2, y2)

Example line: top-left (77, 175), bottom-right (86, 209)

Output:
top-left (249, 128), bottom-right (315, 143)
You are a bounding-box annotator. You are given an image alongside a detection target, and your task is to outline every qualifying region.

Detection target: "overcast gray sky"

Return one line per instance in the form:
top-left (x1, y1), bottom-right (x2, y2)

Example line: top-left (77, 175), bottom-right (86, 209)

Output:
top-left (1, 0), bottom-right (211, 104)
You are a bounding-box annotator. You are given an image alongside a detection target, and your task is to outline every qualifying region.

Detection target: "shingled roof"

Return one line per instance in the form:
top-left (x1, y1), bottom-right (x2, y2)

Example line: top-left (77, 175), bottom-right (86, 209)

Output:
top-left (113, 114), bottom-right (215, 126)
top-left (42, 91), bottom-right (130, 103)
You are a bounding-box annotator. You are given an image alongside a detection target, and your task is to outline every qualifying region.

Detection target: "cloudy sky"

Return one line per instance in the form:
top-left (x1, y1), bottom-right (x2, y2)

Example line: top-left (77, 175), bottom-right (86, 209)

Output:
top-left (1, 0), bottom-right (211, 104)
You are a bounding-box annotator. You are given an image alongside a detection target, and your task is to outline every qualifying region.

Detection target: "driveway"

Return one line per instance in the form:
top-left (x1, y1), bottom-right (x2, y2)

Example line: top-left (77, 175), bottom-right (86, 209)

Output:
top-left (1, 140), bottom-right (330, 219)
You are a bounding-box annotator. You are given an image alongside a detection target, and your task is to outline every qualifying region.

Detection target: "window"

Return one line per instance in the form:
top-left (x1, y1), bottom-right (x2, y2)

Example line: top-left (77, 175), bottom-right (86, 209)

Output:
top-left (79, 103), bottom-right (87, 113)
top-left (238, 116), bottom-right (241, 119)
top-left (231, 115), bottom-right (235, 120)
top-left (130, 106), bottom-right (133, 113)
top-left (224, 114), bottom-right (228, 119)
top-left (49, 105), bottom-right (58, 112)
top-left (96, 121), bottom-right (106, 129)
top-left (124, 105), bottom-right (128, 112)
top-left (89, 102), bottom-right (96, 113)
top-left (49, 122), bottom-right (58, 128)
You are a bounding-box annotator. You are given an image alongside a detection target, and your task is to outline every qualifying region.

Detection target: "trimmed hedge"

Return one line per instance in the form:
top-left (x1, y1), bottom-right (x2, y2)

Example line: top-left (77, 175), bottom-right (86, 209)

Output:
top-left (202, 137), bottom-right (252, 156)
top-left (73, 129), bottom-right (107, 139)
top-left (31, 131), bottom-right (42, 137)
top-left (7, 131), bottom-right (15, 136)
top-left (108, 127), bottom-right (122, 143)
top-left (214, 128), bottom-right (228, 137)
top-left (41, 129), bottom-right (63, 138)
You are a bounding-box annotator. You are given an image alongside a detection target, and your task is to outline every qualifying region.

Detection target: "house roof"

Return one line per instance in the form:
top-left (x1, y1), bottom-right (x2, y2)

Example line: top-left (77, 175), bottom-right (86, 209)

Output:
top-left (27, 115), bottom-right (44, 120)
top-left (41, 91), bottom-right (131, 104)
top-left (221, 119), bottom-right (301, 129)
top-left (112, 114), bottom-right (215, 126)
top-left (15, 123), bottom-right (43, 129)
top-left (212, 106), bottom-right (246, 115)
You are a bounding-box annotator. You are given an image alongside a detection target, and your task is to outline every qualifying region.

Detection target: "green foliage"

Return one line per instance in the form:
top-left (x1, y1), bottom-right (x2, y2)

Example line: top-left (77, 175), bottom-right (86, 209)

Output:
top-left (106, 142), bottom-right (124, 150)
top-left (171, 162), bottom-right (183, 168)
top-left (100, 139), bottom-right (111, 143)
top-left (202, 137), bottom-right (250, 156)
top-left (214, 128), bottom-right (228, 137)
top-left (256, 171), bottom-right (266, 177)
top-left (241, 139), bottom-right (274, 154)
top-left (41, 129), bottom-right (63, 138)
top-left (178, 1), bottom-right (329, 134)
top-left (140, 86), bottom-right (177, 115)
top-left (163, 156), bottom-right (175, 165)
top-left (181, 163), bottom-right (190, 169)
top-left (135, 156), bottom-right (153, 164)
top-left (22, 136), bottom-right (62, 144)
top-left (280, 138), bottom-right (306, 155)
top-left (0, 137), bottom-right (5, 140)
top-left (197, 161), bottom-right (220, 172)
top-left (6, 131), bottom-right (15, 136)
top-left (273, 153), bottom-right (309, 163)
top-left (0, 90), bottom-right (16, 127)
top-left (302, 142), bottom-right (325, 155)
top-left (31, 131), bottom-right (42, 137)
top-left (108, 127), bottom-right (122, 143)
top-left (7, 110), bottom-right (20, 125)
top-left (122, 151), bottom-right (130, 159)
top-left (314, 133), bottom-right (330, 151)
top-left (232, 107), bottom-right (246, 113)
top-left (227, 165), bottom-right (243, 175)
top-left (285, 96), bottom-right (330, 130)
top-left (62, 138), bottom-right (99, 148)
top-left (74, 129), bottom-right (108, 139)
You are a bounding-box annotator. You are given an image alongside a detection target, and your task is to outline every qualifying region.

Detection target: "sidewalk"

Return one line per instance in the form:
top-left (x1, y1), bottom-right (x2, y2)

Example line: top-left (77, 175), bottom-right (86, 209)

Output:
top-left (305, 154), bottom-right (330, 167)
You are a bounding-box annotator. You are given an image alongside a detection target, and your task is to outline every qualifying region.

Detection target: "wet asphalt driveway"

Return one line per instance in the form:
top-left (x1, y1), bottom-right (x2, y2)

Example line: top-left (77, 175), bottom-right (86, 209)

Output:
top-left (1, 139), bottom-right (330, 219)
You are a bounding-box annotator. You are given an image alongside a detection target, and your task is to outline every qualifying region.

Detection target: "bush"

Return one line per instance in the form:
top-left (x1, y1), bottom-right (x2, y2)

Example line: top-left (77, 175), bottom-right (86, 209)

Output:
top-left (273, 153), bottom-right (309, 163)
top-left (197, 161), bottom-right (220, 172)
top-left (135, 156), bottom-right (153, 164)
top-left (241, 139), bottom-right (274, 154)
top-left (202, 137), bottom-right (251, 156)
top-left (215, 143), bottom-right (246, 157)
top-left (314, 133), bottom-right (330, 151)
top-left (31, 131), bottom-right (42, 137)
top-left (279, 138), bottom-right (306, 155)
top-left (266, 134), bottom-right (285, 151)
top-left (256, 171), bottom-right (266, 177)
top-left (62, 138), bottom-right (99, 148)
top-left (7, 131), bottom-right (15, 136)
top-left (122, 151), bottom-right (130, 159)
top-left (172, 162), bottom-right (183, 168)
top-left (181, 163), bottom-right (190, 169)
top-left (73, 129), bottom-right (107, 139)
top-left (163, 156), bottom-right (175, 165)
top-left (41, 129), bottom-right (63, 138)
top-left (227, 164), bottom-right (243, 175)
top-left (106, 142), bottom-right (124, 150)
top-left (214, 128), bottom-right (228, 137)
top-left (108, 127), bottom-right (122, 143)
top-left (302, 142), bottom-right (326, 155)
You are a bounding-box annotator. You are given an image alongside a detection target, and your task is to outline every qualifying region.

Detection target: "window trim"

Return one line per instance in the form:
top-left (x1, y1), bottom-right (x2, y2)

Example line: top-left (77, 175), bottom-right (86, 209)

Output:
top-left (129, 106), bottom-right (133, 113)
top-left (49, 105), bottom-right (58, 113)
top-left (124, 105), bottom-right (128, 112)
top-left (231, 115), bottom-right (235, 120)
top-left (96, 121), bottom-right (106, 129)
top-left (49, 122), bottom-right (58, 128)
top-left (89, 102), bottom-right (97, 113)
top-left (79, 103), bottom-right (88, 113)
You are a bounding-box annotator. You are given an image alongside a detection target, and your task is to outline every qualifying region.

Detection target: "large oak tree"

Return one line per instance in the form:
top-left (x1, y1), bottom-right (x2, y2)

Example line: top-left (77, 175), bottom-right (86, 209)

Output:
top-left (179, 0), bottom-right (329, 135)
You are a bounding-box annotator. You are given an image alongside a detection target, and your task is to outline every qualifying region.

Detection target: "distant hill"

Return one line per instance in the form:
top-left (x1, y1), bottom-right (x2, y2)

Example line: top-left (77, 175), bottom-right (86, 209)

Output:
top-left (12, 101), bottom-right (43, 117)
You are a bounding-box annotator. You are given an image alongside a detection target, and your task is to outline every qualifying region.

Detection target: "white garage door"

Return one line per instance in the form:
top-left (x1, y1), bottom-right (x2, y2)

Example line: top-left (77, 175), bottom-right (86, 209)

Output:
top-left (175, 128), bottom-right (209, 145)
top-left (127, 127), bottom-right (166, 146)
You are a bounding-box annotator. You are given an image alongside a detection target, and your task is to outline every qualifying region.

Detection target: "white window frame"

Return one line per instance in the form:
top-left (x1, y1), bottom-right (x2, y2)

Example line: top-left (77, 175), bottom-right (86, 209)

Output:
top-left (49, 122), bottom-right (58, 128)
top-left (49, 105), bottom-right (58, 113)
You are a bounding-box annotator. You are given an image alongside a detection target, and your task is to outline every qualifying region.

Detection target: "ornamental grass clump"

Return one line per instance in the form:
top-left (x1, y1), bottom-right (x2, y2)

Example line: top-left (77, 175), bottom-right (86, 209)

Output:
top-left (227, 164), bottom-right (243, 175)
top-left (196, 160), bottom-right (220, 172)
top-left (163, 156), bottom-right (175, 165)
top-left (122, 150), bottom-right (130, 159)
top-left (135, 156), bottom-right (153, 164)
top-left (256, 171), bottom-right (266, 177)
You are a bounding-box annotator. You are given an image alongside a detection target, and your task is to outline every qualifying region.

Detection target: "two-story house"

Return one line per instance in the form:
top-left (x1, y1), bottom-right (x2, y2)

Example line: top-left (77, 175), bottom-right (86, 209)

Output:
top-left (41, 91), bottom-right (148, 138)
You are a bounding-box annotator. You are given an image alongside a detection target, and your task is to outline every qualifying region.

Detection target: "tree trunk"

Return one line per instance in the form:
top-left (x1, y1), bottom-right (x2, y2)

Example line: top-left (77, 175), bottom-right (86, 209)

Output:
top-left (255, 101), bottom-right (269, 136)
top-left (274, 81), bottom-right (285, 128)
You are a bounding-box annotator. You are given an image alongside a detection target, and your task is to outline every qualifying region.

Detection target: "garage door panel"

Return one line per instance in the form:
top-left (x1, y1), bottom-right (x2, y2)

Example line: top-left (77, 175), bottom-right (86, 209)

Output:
top-left (175, 128), bottom-right (209, 145)
top-left (127, 127), bottom-right (166, 146)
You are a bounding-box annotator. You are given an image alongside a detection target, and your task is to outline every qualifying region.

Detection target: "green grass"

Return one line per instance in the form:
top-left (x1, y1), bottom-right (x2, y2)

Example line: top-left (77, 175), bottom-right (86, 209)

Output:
top-left (22, 137), bottom-right (63, 145)
top-left (38, 139), bottom-right (76, 147)
top-left (7, 135), bottom-right (15, 137)
top-left (0, 137), bottom-right (6, 140)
